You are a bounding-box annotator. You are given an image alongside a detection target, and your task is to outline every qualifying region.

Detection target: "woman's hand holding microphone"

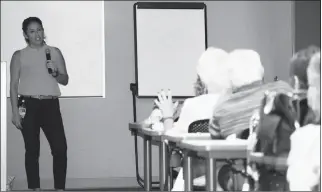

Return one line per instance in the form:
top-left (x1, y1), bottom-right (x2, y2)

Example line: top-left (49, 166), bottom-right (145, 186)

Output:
top-left (46, 60), bottom-right (59, 77)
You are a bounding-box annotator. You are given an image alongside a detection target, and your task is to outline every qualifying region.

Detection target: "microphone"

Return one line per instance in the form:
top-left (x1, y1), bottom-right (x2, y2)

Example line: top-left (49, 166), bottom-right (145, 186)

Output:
top-left (45, 48), bottom-right (52, 74)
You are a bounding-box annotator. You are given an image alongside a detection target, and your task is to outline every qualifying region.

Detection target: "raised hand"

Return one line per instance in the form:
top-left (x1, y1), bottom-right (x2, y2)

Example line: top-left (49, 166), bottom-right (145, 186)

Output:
top-left (154, 89), bottom-right (178, 119)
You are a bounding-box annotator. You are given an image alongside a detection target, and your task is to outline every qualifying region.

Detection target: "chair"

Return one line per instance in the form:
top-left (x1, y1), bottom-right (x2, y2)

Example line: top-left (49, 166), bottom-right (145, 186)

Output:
top-left (188, 119), bottom-right (209, 133)
top-left (189, 119), bottom-right (249, 191)
top-left (187, 119), bottom-right (209, 191)
top-left (167, 119), bottom-right (209, 190)
top-left (169, 119), bottom-right (245, 191)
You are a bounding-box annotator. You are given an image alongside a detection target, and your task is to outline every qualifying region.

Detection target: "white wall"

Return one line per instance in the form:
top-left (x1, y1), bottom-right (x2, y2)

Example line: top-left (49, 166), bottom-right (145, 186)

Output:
top-left (206, 1), bottom-right (293, 82)
top-left (294, 0), bottom-right (321, 51)
top-left (1, 62), bottom-right (7, 191)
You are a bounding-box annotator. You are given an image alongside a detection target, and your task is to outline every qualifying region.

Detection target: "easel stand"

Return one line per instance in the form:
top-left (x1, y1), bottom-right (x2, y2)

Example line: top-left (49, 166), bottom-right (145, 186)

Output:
top-left (129, 83), bottom-right (160, 189)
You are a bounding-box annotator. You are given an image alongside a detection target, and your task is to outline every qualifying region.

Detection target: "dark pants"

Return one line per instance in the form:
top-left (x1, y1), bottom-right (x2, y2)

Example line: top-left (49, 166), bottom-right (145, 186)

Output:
top-left (20, 97), bottom-right (67, 189)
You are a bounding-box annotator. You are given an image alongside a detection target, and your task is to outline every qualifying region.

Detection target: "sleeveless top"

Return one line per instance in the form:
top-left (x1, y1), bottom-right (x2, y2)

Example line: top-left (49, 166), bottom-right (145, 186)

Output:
top-left (18, 44), bottom-right (61, 96)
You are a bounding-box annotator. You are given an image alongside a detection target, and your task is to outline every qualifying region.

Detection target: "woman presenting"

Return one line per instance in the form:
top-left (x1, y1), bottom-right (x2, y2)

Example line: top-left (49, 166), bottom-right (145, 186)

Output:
top-left (10, 17), bottom-right (69, 191)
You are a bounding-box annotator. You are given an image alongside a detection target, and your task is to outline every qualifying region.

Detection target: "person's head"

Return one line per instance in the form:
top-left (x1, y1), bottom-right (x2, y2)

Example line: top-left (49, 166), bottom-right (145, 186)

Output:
top-left (22, 17), bottom-right (45, 46)
top-left (289, 45), bottom-right (320, 90)
top-left (226, 49), bottom-right (264, 89)
top-left (195, 47), bottom-right (231, 95)
top-left (307, 52), bottom-right (321, 123)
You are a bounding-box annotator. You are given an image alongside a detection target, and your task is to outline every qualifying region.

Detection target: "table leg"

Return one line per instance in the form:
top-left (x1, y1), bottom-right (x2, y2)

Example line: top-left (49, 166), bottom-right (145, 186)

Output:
top-left (159, 141), bottom-right (168, 191)
top-left (144, 135), bottom-right (152, 191)
top-left (183, 151), bottom-right (193, 191)
top-left (169, 166), bottom-right (173, 190)
top-left (233, 172), bottom-right (239, 191)
top-left (206, 158), bottom-right (217, 191)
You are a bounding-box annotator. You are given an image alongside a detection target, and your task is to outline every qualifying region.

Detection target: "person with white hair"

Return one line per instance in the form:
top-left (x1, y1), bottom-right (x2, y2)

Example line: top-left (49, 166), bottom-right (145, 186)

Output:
top-left (204, 49), bottom-right (294, 190)
top-left (156, 47), bottom-right (231, 134)
top-left (287, 51), bottom-right (321, 191)
top-left (154, 47), bottom-right (232, 191)
top-left (209, 49), bottom-right (293, 140)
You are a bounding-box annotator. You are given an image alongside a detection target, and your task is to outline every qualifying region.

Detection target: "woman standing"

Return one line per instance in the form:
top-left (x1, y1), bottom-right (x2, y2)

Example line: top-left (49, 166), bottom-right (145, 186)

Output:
top-left (10, 17), bottom-right (69, 191)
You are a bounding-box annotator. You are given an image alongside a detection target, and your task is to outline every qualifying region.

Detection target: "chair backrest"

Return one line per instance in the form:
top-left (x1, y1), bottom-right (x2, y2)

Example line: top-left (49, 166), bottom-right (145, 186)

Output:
top-left (188, 119), bottom-right (209, 133)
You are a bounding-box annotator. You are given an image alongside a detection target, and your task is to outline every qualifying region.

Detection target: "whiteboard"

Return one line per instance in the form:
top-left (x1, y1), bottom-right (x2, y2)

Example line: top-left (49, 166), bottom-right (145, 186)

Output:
top-left (1, 62), bottom-right (7, 191)
top-left (134, 2), bottom-right (207, 97)
top-left (1, 1), bottom-right (105, 98)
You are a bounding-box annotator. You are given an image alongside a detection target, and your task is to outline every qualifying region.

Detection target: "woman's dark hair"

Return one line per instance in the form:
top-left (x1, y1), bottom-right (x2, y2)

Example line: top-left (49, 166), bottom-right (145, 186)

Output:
top-left (289, 45), bottom-right (320, 89)
top-left (22, 17), bottom-right (44, 44)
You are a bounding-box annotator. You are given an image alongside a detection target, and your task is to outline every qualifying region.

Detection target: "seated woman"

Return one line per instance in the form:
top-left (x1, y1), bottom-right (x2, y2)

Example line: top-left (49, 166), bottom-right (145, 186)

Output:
top-left (288, 45), bottom-right (320, 126)
top-left (208, 49), bottom-right (293, 191)
top-left (156, 47), bottom-right (232, 134)
top-left (209, 49), bottom-right (293, 140)
top-left (154, 47), bottom-right (232, 191)
top-left (244, 46), bottom-right (321, 191)
top-left (287, 51), bottom-right (321, 191)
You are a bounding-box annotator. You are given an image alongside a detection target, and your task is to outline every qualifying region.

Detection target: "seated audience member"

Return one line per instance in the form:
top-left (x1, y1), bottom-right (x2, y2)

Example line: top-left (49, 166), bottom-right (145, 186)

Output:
top-left (209, 49), bottom-right (293, 140)
top-left (288, 45), bottom-right (320, 125)
top-left (154, 47), bottom-right (232, 191)
top-left (155, 47), bottom-right (232, 134)
top-left (287, 51), bottom-right (321, 191)
top-left (244, 47), bottom-right (321, 192)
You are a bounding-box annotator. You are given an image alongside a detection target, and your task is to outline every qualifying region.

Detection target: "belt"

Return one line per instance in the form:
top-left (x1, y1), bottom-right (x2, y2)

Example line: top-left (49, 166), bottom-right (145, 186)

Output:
top-left (22, 95), bottom-right (58, 100)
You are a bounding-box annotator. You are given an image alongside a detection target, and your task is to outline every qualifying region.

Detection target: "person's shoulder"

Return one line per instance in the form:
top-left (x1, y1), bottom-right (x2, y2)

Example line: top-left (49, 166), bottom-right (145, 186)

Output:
top-left (300, 124), bottom-right (320, 130)
top-left (14, 46), bottom-right (28, 54)
top-left (195, 93), bottom-right (221, 100)
top-left (181, 97), bottom-right (194, 109)
top-left (46, 45), bottom-right (62, 54)
top-left (12, 50), bottom-right (21, 56)
top-left (11, 49), bottom-right (23, 60)
top-left (185, 94), bottom-right (220, 106)
top-left (265, 80), bottom-right (293, 92)
top-left (292, 124), bottom-right (320, 139)
top-left (274, 80), bottom-right (292, 87)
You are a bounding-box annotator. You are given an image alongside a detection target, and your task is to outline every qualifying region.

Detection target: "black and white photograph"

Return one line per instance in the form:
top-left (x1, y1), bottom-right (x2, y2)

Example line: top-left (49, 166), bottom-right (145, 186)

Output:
top-left (1, 0), bottom-right (321, 191)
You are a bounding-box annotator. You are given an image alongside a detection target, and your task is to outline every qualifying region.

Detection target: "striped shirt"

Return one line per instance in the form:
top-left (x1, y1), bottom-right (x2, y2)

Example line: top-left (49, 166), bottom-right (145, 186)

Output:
top-left (209, 80), bottom-right (293, 139)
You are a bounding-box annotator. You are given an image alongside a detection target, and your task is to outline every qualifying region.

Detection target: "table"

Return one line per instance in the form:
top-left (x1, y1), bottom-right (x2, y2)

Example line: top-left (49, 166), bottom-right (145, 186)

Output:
top-left (129, 123), bottom-right (169, 191)
top-left (177, 139), bottom-right (248, 191)
top-left (161, 132), bottom-right (212, 188)
top-left (129, 123), bottom-right (213, 191)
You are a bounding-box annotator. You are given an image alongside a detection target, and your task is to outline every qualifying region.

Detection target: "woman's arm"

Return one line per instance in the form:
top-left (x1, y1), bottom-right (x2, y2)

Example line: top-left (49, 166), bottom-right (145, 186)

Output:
top-left (163, 118), bottom-right (174, 131)
top-left (52, 47), bottom-right (69, 86)
top-left (10, 50), bottom-right (22, 128)
top-left (154, 90), bottom-right (178, 132)
top-left (10, 51), bottom-right (21, 113)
